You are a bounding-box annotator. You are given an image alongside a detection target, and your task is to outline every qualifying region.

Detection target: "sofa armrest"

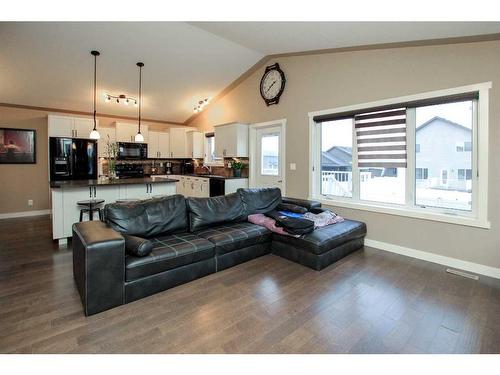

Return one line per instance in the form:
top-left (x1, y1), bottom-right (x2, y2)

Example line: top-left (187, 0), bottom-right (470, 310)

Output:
top-left (72, 221), bottom-right (125, 316)
top-left (282, 197), bottom-right (322, 210)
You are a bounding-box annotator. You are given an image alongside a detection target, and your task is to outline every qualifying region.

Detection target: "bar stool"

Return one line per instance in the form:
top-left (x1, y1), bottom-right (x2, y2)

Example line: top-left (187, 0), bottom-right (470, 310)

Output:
top-left (77, 199), bottom-right (105, 222)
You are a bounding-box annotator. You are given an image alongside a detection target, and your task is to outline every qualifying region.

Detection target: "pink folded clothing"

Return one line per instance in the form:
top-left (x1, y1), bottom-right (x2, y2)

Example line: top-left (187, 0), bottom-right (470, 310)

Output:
top-left (247, 213), bottom-right (299, 237)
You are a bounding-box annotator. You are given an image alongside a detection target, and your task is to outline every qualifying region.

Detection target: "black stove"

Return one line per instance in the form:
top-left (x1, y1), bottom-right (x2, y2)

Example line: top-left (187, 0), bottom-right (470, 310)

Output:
top-left (115, 163), bottom-right (144, 179)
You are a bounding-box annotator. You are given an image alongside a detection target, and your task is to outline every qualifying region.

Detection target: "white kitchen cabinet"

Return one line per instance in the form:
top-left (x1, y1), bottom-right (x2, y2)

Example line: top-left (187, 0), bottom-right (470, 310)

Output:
top-left (115, 122), bottom-right (149, 143)
top-left (167, 175), bottom-right (183, 194)
top-left (121, 183), bottom-right (151, 200)
top-left (73, 118), bottom-right (95, 139)
top-left (224, 178), bottom-right (249, 194)
top-left (150, 182), bottom-right (176, 197)
top-left (48, 115), bottom-right (73, 137)
top-left (48, 115), bottom-right (97, 139)
top-left (187, 131), bottom-right (204, 159)
top-left (177, 176), bottom-right (209, 197)
top-left (148, 131), bottom-right (170, 159)
top-left (214, 122), bottom-right (248, 157)
top-left (195, 178), bottom-right (210, 197)
top-left (169, 128), bottom-right (189, 158)
top-left (96, 126), bottom-right (116, 158)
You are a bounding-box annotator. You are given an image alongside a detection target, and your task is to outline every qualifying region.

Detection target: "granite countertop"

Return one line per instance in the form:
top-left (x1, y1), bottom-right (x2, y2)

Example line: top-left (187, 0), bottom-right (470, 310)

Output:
top-left (50, 176), bottom-right (179, 188)
top-left (179, 174), bottom-right (248, 180)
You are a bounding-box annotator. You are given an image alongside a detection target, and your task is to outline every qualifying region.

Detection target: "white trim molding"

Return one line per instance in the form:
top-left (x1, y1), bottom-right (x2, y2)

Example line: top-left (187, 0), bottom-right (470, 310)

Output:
top-left (0, 209), bottom-right (51, 220)
top-left (309, 82), bottom-right (492, 229)
top-left (249, 118), bottom-right (287, 195)
top-left (365, 238), bottom-right (500, 280)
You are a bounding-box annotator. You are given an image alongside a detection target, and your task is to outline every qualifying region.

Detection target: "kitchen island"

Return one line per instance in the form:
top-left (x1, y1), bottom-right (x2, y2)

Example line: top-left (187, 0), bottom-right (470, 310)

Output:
top-left (51, 176), bottom-right (178, 240)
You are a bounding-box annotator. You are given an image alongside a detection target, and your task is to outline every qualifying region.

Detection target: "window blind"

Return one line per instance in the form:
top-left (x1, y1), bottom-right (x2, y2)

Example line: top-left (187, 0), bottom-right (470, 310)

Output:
top-left (312, 91), bottom-right (478, 123)
top-left (355, 108), bottom-right (407, 168)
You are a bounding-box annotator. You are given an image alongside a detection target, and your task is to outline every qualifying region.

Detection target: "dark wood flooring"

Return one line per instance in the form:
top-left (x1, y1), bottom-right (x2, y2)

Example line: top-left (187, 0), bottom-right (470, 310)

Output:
top-left (1, 215), bottom-right (500, 354)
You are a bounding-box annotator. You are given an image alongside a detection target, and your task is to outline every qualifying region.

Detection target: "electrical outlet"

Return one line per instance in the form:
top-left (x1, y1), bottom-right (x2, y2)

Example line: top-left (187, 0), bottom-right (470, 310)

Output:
top-left (290, 163), bottom-right (296, 171)
top-left (28, 199), bottom-right (34, 207)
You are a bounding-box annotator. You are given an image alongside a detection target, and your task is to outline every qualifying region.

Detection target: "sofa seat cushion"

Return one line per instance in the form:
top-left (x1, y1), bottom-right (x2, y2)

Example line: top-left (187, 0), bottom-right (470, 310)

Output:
top-left (125, 232), bottom-right (214, 282)
top-left (272, 219), bottom-right (366, 255)
top-left (196, 222), bottom-right (272, 255)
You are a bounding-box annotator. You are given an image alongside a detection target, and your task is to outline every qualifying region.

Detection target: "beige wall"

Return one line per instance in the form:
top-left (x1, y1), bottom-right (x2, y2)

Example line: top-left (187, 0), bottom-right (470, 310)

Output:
top-left (0, 106), bottom-right (182, 214)
top-left (190, 40), bottom-right (500, 269)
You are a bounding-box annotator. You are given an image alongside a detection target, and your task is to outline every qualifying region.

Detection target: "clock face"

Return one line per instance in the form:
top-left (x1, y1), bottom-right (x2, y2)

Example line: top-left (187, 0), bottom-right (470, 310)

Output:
top-left (261, 70), bottom-right (283, 100)
top-left (260, 63), bottom-right (286, 105)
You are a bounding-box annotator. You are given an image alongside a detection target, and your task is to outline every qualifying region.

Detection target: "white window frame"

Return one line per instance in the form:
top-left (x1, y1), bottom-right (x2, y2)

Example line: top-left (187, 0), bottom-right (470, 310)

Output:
top-left (308, 82), bottom-right (491, 229)
top-left (203, 133), bottom-right (224, 166)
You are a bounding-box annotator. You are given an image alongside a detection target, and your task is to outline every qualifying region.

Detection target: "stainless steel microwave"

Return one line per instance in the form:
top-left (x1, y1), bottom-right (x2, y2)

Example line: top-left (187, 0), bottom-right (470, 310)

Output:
top-left (117, 142), bottom-right (148, 160)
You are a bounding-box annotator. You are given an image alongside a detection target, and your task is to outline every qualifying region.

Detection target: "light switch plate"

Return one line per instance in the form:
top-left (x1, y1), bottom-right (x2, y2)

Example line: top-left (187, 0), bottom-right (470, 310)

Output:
top-left (290, 163), bottom-right (296, 171)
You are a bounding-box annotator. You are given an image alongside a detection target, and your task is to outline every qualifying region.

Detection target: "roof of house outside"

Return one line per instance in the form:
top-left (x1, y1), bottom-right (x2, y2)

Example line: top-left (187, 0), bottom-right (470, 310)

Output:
top-left (416, 116), bottom-right (471, 133)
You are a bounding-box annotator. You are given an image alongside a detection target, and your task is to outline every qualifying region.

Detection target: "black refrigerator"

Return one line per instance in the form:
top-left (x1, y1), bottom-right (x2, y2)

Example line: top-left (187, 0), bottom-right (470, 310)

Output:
top-left (49, 137), bottom-right (97, 181)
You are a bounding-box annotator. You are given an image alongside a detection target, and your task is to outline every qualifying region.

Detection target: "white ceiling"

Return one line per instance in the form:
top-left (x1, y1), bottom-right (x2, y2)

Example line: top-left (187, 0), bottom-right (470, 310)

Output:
top-left (1, 22), bottom-right (499, 123)
top-left (191, 22), bottom-right (500, 54)
top-left (0, 22), bottom-right (263, 123)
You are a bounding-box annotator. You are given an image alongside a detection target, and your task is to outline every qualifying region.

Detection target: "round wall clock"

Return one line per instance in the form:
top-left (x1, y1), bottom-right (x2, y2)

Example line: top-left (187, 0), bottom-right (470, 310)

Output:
top-left (260, 63), bottom-right (286, 106)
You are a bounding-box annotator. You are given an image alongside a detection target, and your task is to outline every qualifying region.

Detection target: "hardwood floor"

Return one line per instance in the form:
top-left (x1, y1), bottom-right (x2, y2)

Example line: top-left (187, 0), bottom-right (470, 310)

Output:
top-left (1, 215), bottom-right (499, 354)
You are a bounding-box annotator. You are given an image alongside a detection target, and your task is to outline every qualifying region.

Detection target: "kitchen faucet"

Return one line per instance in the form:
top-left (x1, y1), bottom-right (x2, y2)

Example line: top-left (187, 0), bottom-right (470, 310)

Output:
top-left (202, 165), bottom-right (212, 174)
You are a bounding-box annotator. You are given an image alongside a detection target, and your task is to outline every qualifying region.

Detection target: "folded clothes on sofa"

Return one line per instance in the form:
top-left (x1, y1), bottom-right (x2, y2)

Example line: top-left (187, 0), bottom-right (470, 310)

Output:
top-left (303, 210), bottom-right (344, 228)
top-left (247, 213), bottom-right (300, 237)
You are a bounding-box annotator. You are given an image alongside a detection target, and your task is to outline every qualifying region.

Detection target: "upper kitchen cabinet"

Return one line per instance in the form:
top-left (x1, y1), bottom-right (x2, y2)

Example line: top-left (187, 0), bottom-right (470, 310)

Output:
top-left (214, 122), bottom-right (248, 157)
top-left (114, 122), bottom-right (149, 143)
top-left (48, 115), bottom-right (97, 139)
top-left (187, 131), bottom-right (204, 159)
top-left (148, 131), bottom-right (170, 159)
top-left (169, 127), bottom-right (194, 158)
top-left (96, 126), bottom-right (116, 158)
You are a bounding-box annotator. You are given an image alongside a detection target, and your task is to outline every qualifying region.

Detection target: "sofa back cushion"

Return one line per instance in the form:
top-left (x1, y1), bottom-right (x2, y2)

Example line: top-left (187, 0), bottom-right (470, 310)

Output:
top-left (105, 194), bottom-right (187, 237)
top-left (186, 193), bottom-right (246, 232)
top-left (238, 187), bottom-right (282, 216)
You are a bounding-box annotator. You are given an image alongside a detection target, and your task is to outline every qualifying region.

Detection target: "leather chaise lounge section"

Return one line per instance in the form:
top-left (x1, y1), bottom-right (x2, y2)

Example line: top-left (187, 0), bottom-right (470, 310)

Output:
top-left (72, 188), bottom-right (366, 316)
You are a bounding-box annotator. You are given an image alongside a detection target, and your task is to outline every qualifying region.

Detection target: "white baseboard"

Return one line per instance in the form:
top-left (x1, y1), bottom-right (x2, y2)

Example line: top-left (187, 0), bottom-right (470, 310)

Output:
top-left (0, 209), bottom-right (51, 220)
top-left (365, 238), bottom-right (500, 280)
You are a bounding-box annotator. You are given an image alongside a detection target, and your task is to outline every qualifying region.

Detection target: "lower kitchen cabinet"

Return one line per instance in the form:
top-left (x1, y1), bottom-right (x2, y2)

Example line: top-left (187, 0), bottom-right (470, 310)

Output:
top-left (52, 185), bottom-right (121, 240)
top-left (175, 176), bottom-right (209, 198)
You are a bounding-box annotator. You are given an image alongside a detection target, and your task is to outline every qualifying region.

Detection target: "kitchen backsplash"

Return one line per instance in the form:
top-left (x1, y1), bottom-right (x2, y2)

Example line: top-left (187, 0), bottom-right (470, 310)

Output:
top-left (99, 157), bottom-right (249, 178)
top-left (193, 158), bottom-right (249, 178)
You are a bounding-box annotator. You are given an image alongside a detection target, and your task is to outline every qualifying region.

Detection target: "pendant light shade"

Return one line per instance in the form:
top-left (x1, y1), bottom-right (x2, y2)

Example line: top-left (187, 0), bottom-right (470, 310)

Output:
top-left (89, 50), bottom-right (101, 140)
top-left (135, 62), bottom-right (145, 142)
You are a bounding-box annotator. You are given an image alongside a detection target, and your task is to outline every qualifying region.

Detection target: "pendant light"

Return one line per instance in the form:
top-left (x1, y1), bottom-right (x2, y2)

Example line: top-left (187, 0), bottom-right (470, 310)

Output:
top-left (135, 62), bottom-right (145, 142)
top-left (89, 50), bottom-right (101, 140)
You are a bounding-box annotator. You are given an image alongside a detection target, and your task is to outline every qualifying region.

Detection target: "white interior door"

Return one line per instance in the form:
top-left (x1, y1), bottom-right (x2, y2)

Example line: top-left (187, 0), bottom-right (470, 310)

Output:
top-left (250, 120), bottom-right (286, 194)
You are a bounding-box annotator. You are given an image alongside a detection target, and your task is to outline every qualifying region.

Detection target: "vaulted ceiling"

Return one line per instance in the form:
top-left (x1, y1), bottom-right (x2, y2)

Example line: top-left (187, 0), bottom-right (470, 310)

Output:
top-left (1, 22), bottom-right (499, 123)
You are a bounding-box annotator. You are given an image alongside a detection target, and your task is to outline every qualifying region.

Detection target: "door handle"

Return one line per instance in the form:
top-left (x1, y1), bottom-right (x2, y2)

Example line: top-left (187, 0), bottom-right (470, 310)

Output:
top-left (277, 180), bottom-right (283, 183)
top-left (89, 186), bottom-right (92, 197)
top-left (94, 186), bottom-right (97, 197)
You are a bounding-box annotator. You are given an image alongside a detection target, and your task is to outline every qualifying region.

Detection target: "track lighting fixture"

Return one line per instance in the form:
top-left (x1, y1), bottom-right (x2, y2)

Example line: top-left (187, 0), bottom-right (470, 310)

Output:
top-left (104, 93), bottom-right (138, 107)
top-left (193, 98), bottom-right (210, 113)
